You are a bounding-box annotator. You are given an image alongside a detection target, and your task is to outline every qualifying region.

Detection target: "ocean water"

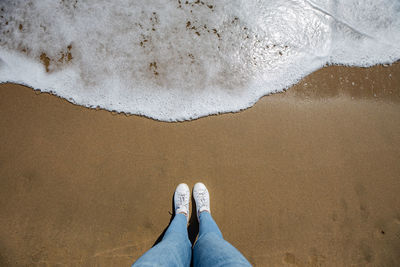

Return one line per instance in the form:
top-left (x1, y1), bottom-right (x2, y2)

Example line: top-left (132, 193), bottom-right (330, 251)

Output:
top-left (0, 0), bottom-right (399, 121)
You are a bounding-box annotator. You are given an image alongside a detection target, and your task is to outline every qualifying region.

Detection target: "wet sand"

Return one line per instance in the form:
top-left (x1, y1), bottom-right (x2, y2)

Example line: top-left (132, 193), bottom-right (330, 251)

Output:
top-left (1, 63), bottom-right (400, 266)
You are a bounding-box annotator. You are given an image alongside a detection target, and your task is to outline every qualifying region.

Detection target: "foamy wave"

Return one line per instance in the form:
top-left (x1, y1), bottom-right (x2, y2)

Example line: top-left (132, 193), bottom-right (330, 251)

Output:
top-left (0, 0), bottom-right (399, 121)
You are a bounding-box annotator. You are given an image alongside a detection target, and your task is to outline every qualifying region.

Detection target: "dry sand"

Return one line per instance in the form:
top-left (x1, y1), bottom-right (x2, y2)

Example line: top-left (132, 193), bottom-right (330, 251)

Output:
top-left (0, 63), bottom-right (400, 266)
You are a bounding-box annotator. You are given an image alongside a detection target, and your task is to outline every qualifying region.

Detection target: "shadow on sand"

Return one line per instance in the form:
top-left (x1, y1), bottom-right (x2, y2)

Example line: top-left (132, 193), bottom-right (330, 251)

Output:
top-left (152, 193), bottom-right (199, 247)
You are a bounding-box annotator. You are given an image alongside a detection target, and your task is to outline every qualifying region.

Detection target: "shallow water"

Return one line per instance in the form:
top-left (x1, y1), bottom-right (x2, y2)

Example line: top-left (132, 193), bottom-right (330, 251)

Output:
top-left (0, 0), bottom-right (399, 121)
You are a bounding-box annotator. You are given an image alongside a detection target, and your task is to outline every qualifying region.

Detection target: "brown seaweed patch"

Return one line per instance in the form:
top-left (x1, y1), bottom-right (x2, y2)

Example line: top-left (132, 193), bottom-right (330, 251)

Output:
top-left (139, 38), bottom-right (148, 48)
top-left (59, 45), bottom-right (73, 63)
top-left (40, 44), bottom-right (73, 72)
top-left (40, 53), bottom-right (50, 72)
top-left (149, 61), bottom-right (158, 76)
top-left (181, 0), bottom-right (215, 11)
top-left (149, 12), bottom-right (159, 32)
top-left (188, 53), bottom-right (195, 63)
top-left (67, 44), bottom-right (73, 61)
top-left (212, 28), bottom-right (221, 38)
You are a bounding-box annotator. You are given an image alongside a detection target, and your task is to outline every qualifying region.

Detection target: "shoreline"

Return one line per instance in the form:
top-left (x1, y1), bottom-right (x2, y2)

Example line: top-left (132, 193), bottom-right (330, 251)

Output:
top-left (1, 62), bottom-right (399, 122)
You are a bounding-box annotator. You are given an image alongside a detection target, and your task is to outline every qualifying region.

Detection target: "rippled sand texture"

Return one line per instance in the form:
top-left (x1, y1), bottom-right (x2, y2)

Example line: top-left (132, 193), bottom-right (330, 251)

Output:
top-left (1, 0), bottom-right (399, 120)
top-left (0, 63), bottom-right (400, 266)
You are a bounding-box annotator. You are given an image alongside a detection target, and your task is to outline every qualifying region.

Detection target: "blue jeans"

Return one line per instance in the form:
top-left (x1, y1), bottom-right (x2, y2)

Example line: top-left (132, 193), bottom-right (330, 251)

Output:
top-left (132, 212), bottom-right (251, 267)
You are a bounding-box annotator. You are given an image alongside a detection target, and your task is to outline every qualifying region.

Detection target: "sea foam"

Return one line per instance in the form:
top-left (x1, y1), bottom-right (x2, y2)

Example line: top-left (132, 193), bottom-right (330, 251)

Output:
top-left (0, 0), bottom-right (399, 121)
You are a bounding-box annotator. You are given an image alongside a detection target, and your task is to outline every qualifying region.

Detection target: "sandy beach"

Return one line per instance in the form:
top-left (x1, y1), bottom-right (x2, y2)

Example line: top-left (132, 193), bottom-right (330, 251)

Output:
top-left (1, 63), bottom-right (400, 266)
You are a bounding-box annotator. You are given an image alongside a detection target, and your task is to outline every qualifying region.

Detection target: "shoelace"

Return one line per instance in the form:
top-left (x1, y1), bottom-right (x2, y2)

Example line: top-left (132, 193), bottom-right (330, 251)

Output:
top-left (196, 191), bottom-right (208, 208)
top-left (176, 193), bottom-right (188, 208)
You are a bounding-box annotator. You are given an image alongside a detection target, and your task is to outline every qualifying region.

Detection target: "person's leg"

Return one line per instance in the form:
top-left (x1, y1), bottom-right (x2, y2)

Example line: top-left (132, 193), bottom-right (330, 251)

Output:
top-left (192, 183), bottom-right (252, 267)
top-left (132, 184), bottom-right (192, 267)
top-left (132, 213), bottom-right (192, 267)
top-left (197, 211), bottom-right (222, 238)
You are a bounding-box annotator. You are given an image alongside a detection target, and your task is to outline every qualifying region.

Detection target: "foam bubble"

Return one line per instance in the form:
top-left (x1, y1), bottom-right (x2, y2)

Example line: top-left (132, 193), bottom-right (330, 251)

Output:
top-left (0, 0), bottom-right (399, 121)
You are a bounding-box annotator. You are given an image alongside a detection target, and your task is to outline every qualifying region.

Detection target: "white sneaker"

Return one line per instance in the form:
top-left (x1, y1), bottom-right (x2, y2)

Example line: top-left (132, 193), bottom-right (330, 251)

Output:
top-left (174, 183), bottom-right (190, 222)
top-left (193, 182), bottom-right (210, 220)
